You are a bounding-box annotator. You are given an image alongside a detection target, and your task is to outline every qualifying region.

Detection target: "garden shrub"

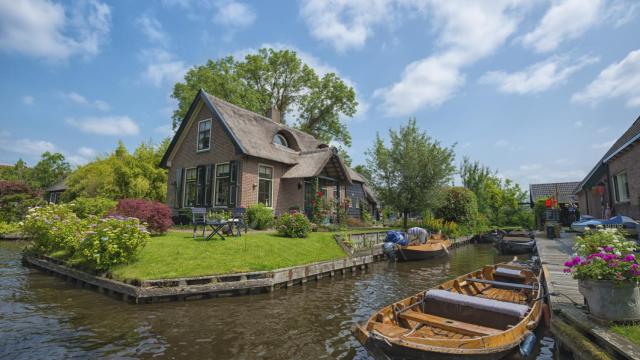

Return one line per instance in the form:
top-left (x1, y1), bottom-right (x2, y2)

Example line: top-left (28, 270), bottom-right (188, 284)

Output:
top-left (246, 204), bottom-right (273, 229)
top-left (346, 216), bottom-right (364, 227)
top-left (0, 221), bottom-right (21, 235)
top-left (360, 201), bottom-right (373, 225)
top-left (22, 204), bottom-right (85, 254)
top-left (75, 216), bottom-right (150, 271)
top-left (113, 199), bottom-right (173, 235)
top-left (0, 180), bottom-right (45, 223)
top-left (275, 213), bottom-right (311, 238)
top-left (68, 197), bottom-right (117, 219)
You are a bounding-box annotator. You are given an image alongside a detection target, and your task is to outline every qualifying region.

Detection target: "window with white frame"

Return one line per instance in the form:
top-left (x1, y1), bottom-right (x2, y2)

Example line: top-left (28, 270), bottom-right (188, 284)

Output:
top-left (258, 165), bottom-right (273, 207)
top-left (184, 168), bottom-right (198, 207)
top-left (215, 163), bottom-right (230, 206)
top-left (613, 172), bottom-right (630, 202)
top-left (197, 119), bottom-right (211, 151)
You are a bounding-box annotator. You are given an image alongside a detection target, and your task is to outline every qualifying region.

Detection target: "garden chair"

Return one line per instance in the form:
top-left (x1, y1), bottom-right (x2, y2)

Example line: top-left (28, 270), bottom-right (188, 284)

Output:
top-left (191, 207), bottom-right (207, 238)
top-left (228, 207), bottom-right (248, 236)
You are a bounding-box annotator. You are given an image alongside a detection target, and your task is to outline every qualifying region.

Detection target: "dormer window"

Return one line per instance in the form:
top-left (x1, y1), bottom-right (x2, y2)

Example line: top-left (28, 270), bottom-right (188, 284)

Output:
top-left (197, 119), bottom-right (211, 151)
top-left (273, 133), bottom-right (289, 148)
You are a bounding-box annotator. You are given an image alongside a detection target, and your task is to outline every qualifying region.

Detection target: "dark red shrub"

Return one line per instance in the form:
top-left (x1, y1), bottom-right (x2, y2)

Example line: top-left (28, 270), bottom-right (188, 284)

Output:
top-left (113, 199), bottom-right (173, 235)
top-left (0, 180), bottom-right (34, 197)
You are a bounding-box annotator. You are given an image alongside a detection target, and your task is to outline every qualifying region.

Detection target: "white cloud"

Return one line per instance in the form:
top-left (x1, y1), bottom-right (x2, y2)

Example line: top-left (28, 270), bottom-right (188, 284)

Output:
top-left (214, 1), bottom-right (256, 28)
top-left (574, 120), bottom-right (584, 127)
top-left (155, 124), bottom-right (175, 137)
top-left (22, 95), bottom-right (34, 105)
top-left (572, 49), bottom-right (640, 107)
top-left (375, 1), bottom-right (530, 116)
top-left (480, 55), bottom-right (598, 94)
top-left (78, 146), bottom-right (97, 158)
top-left (592, 139), bottom-right (615, 149)
top-left (299, 0), bottom-right (397, 52)
top-left (65, 146), bottom-right (98, 165)
top-left (0, 131), bottom-right (56, 156)
top-left (0, 0), bottom-right (111, 61)
top-left (140, 48), bottom-right (189, 87)
top-left (521, 0), bottom-right (603, 53)
top-left (495, 139), bottom-right (509, 147)
top-left (66, 116), bottom-right (139, 136)
top-left (136, 15), bottom-right (168, 45)
top-left (60, 91), bottom-right (110, 111)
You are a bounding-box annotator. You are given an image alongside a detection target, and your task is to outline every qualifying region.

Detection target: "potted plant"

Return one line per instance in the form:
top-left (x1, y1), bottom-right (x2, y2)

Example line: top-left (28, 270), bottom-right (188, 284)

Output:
top-left (564, 228), bottom-right (640, 321)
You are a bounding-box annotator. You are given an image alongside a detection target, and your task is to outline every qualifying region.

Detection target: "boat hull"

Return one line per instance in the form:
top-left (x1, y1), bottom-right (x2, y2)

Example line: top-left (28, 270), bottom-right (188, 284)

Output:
top-left (397, 241), bottom-right (451, 261)
top-left (495, 238), bottom-right (536, 254)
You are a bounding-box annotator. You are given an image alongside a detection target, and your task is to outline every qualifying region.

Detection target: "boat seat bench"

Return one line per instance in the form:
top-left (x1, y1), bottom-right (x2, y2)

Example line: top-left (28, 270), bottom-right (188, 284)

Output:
top-left (465, 278), bottom-right (535, 290)
top-left (400, 310), bottom-right (501, 336)
top-left (426, 290), bottom-right (530, 318)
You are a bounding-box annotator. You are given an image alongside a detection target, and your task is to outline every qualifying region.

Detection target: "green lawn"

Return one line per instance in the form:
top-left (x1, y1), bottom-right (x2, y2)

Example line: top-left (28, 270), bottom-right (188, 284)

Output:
top-left (611, 325), bottom-right (640, 346)
top-left (109, 231), bottom-right (348, 281)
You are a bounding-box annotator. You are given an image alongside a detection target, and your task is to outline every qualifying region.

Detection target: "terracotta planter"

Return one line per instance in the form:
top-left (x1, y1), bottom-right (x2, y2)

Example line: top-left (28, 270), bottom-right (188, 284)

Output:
top-left (578, 279), bottom-right (640, 321)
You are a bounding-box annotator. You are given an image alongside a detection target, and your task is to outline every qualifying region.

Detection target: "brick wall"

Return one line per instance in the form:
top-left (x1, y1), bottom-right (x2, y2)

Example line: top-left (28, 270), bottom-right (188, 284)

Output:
top-left (608, 143), bottom-right (640, 219)
top-left (166, 104), bottom-right (243, 208)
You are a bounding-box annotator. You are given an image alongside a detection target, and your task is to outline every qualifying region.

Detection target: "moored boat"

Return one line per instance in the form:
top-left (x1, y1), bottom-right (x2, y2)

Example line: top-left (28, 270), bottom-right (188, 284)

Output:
top-left (495, 230), bottom-right (536, 255)
top-left (397, 239), bottom-right (452, 261)
top-left (354, 263), bottom-right (542, 359)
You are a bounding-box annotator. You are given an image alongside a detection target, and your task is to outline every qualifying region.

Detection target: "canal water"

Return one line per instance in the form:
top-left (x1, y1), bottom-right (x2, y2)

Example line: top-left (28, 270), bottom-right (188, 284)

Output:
top-left (0, 242), bottom-right (552, 359)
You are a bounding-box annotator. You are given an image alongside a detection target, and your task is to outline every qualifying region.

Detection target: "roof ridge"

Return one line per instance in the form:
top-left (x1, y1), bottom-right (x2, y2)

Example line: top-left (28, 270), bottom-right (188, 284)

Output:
top-left (203, 90), bottom-right (318, 140)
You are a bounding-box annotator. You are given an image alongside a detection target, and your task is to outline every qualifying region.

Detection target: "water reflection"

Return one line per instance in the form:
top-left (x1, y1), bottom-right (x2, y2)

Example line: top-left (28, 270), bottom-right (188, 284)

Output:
top-left (1, 242), bottom-right (536, 359)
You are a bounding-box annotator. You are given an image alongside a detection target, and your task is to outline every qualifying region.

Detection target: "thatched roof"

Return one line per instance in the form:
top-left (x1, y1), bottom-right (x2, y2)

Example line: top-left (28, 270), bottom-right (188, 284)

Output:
top-left (46, 180), bottom-right (67, 192)
top-left (529, 182), bottom-right (580, 203)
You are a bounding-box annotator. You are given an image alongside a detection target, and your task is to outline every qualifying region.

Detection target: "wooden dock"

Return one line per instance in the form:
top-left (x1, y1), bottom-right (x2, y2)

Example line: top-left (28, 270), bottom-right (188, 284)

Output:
top-left (537, 233), bottom-right (640, 359)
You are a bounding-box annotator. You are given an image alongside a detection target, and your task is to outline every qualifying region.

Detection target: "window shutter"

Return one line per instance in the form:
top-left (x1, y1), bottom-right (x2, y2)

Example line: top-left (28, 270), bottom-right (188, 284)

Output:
top-left (229, 160), bottom-right (238, 207)
top-left (197, 166), bottom-right (206, 206)
top-left (175, 168), bottom-right (184, 208)
top-left (205, 164), bottom-right (213, 207)
top-left (613, 176), bottom-right (620, 202)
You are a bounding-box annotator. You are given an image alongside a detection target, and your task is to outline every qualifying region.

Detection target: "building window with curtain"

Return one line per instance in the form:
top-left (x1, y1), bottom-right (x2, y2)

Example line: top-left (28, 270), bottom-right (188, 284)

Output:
top-left (197, 119), bottom-right (211, 151)
top-left (184, 168), bottom-right (198, 207)
top-left (215, 163), bottom-right (230, 206)
top-left (258, 165), bottom-right (273, 207)
top-left (613, 172), bottom-right (630, 202)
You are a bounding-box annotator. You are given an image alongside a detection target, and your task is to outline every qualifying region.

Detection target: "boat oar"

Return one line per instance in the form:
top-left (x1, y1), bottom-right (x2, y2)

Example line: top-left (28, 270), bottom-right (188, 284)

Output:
top-left (441, 242), bottom-right (450, 255)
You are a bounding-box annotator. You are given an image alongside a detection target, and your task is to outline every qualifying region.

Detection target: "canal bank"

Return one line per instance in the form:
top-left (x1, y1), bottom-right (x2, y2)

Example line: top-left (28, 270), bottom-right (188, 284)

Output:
top-left (2, 241), bottom-right (541, 359)
top-left (537, 233), bottom-right (640, 359)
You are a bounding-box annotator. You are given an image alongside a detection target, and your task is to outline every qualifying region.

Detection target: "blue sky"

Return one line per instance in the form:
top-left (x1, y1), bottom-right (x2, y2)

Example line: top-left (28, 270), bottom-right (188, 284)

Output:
top-left (1, 0), bottom-right (639, 189)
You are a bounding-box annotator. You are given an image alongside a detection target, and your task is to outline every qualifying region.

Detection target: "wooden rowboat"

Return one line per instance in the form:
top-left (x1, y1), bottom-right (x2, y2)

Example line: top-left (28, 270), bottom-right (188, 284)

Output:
top-left (397, 239), bottom-right (452, 261)
top-left (495, 230), bottom-right (536, 254)
top-left (354, 263), bottom-right (542, 359)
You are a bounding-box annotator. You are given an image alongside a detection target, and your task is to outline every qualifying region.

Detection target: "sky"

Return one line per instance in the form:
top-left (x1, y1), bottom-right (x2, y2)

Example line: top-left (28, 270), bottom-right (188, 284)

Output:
top-left (1, 0), bottom-right (639, 190)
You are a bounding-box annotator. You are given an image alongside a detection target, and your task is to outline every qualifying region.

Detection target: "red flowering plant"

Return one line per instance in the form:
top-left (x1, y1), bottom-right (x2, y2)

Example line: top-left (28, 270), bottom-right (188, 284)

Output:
top-left (564, 228), bottom-right (639, 283)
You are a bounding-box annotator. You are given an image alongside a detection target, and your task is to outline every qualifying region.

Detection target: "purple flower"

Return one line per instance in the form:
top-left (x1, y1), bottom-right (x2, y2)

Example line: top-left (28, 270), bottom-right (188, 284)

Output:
top-left (603, 246), bottom-right (614, 252)
top-left (563, 268), bottom-right (572, 273)
top-left (603, 254), bottom-right (616, 261)
top-left (623, 254), bottom-right (636, 262)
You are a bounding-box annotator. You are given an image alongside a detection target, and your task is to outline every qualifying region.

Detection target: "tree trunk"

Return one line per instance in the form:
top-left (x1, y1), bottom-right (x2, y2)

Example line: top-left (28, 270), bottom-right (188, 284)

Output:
top-left (403, 211), bottom-right (408, 232)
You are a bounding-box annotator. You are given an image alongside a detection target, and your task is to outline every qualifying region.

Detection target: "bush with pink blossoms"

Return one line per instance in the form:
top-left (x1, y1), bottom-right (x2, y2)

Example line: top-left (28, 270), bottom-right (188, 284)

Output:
top-left (564, 229), bottom-right (639, 283)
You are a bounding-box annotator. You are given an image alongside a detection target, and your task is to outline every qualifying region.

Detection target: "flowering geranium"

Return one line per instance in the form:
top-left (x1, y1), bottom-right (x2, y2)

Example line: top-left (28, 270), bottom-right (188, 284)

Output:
top-left (564, 229), bottom-right (639, 283)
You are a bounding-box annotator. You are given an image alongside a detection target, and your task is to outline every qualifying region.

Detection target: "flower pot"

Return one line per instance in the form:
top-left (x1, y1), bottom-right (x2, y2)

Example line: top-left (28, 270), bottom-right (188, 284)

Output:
top-left (578, 279), bottom-right (640, 321)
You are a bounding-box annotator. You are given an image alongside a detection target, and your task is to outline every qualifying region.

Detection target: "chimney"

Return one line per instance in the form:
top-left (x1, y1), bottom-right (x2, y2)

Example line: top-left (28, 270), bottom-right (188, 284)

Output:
top-left (267, 106), bottom-right (281, 124)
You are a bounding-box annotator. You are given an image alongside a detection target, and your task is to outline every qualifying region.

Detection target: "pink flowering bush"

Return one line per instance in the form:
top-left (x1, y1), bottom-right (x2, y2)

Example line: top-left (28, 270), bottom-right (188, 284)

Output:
top-left (564, 229), bottom-right (639, 282)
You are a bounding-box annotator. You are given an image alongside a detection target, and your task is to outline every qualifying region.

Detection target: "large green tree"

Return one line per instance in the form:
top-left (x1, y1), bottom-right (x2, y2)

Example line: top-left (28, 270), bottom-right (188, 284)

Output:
top-left (31, 152), bottom-right (71, 190)
top-left (171, 48), bottom-right (357, 146)
top-left (366, 118), bottom-right (456, 229)
top-left (64, 140), bottom-right (169, 202)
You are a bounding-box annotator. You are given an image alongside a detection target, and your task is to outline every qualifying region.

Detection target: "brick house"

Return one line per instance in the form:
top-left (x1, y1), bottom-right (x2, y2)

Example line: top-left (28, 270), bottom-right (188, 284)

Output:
top-left (160, 89), bottom-right (377, 220)
top-left (575, 116), bottom-right (640, 219)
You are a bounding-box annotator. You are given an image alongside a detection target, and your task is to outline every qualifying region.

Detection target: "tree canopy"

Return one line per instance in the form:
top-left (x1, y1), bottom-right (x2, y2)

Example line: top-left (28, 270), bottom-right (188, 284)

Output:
top-left (459, 157), bottom-right (532, 228)
top-left (366, 118), bottom-right (456, 228)
top-left (171, 48), bottom-right (357, 146)
top-left (64, 140), bottom-right (169, 202)
top-left (0, 152), bottom-right (70, 191)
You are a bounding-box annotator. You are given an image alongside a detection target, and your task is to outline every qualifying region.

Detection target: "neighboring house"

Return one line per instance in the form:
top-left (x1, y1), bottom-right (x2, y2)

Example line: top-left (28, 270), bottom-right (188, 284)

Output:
top-left (160, 89), bottom-right (377, 219)
top-left (346, 168), bottom-right (379, 220)
top-left (575, 116), bottom-right (640, 219)
top-left (529, 182), bottom-right (580, 225)
top-left (45, 180), bottom-right (67, 203)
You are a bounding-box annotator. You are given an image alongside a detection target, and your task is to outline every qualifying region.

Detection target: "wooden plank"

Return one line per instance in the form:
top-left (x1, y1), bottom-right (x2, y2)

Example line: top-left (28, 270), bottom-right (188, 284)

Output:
top-left (466, 278), bottom-right (535, 290)
top-left (399, 310), bottom-right (501, 336)
top-left (371, 322), bottom-right (409, 338)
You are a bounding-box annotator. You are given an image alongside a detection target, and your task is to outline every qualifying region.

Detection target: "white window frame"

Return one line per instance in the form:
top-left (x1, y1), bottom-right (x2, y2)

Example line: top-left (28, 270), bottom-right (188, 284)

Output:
top-left (214, 162), bottom-right (230, 207)
top-left (196, 118), bottom-right (212, 152)
top-left (613, 172), bottom-right (630, 203)
top-left (257, 164), bottom-right (274, 208)
top-left (183, 167), bottom-right (197, 208)
top-left (273, 133), bottom-right (289, 148)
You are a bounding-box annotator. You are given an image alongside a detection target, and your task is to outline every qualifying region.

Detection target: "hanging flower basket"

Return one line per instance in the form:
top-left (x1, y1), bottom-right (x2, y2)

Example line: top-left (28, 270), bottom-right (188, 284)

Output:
top-left (564, 228), bottom-right (640, 321)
